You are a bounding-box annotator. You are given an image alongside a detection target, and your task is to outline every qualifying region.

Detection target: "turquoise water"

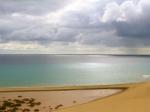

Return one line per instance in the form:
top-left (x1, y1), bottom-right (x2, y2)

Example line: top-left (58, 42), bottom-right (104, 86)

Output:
top-left (0, 55), bottom-right (150, 87)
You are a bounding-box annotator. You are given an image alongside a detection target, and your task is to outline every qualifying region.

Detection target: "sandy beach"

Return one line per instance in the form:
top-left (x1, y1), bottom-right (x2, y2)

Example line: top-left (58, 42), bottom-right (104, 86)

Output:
top-left (0, 86), bottom-right (122, 112)
top-left (0, 81), bottom-right (149, 112)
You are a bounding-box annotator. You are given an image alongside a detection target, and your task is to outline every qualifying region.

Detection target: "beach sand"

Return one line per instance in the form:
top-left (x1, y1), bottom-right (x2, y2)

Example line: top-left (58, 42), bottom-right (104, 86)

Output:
top-left (57, 81), bottom-right (150, 112)
top-left (0, 88), bottom-right (122, 112)
top-left (0, 82), bottom-right (148, 112)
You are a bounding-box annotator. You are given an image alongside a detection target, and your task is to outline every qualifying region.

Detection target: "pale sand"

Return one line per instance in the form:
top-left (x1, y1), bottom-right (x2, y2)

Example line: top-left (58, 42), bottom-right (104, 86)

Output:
top-left (57, 81), bottom-right (150, 112)
top-left (0, 88), bottom-right (122, 112)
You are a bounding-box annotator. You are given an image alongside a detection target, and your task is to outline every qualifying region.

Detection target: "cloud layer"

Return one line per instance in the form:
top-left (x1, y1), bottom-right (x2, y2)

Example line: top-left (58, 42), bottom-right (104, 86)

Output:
top-left (0, 0), bottom-right (150, 53)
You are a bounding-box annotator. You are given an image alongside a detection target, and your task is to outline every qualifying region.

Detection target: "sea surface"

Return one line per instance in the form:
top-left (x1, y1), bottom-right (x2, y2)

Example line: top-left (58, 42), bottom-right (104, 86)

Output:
top-left (0, 54), bottom-right (150, 87)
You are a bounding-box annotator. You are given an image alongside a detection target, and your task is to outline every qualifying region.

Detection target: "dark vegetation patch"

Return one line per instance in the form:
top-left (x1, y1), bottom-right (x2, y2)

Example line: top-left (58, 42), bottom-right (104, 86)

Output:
top-left (0, 96), bottom-right (77, 112)
top-left (0, 96), bottom-right (41, 112)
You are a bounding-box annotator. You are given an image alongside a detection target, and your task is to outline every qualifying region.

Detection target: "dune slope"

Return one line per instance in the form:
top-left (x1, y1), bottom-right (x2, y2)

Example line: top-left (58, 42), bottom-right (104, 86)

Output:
top-left (57, 82), bottom-right (150, 112)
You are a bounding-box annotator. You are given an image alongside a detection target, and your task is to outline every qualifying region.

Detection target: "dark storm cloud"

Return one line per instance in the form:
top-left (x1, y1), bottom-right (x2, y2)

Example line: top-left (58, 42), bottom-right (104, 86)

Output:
top-left (111, 0), bottom-right (150, 39)
top-left (114, 20), bottom-right (150, 38)
top-left (99, 0), bottom-right (150, 47)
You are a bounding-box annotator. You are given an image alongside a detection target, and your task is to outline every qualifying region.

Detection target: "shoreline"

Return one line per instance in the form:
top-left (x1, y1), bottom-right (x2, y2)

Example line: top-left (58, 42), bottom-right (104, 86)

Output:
top-left (0, 81), bottom-right (140, 92)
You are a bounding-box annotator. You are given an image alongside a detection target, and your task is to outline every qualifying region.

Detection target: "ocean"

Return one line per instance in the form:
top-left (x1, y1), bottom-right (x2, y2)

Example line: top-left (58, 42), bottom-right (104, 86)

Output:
top-left (0, 54), bottom-right (150, 87)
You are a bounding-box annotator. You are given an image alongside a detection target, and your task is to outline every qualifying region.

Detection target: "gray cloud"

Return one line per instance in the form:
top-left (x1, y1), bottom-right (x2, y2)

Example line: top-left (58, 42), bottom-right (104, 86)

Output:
top-left (0, 0), bottom-right (71, 15)
top-left (0, 0), bottom-right (105, 44)
top-left (0, 0), bottom-right (150, 51)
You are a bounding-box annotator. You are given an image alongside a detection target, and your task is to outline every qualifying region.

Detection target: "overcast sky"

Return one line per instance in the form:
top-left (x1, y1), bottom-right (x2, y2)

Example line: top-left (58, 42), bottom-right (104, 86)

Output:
top-left (0, 0), bottom-right (150, 54)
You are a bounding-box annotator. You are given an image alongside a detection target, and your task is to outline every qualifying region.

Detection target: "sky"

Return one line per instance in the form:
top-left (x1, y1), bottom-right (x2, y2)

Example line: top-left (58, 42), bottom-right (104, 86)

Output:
top-left (0, 0), bottom-right (150, 54)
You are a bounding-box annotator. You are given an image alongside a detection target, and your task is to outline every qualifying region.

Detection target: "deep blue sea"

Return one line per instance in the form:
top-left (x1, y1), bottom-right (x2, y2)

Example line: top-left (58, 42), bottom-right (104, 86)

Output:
top-left (0, 54), bottom-right (150, 87)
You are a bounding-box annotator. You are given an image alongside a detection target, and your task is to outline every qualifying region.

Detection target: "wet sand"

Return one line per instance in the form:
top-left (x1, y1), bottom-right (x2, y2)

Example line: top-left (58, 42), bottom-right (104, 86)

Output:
top-left (0, 88), bottom-right (122, 112)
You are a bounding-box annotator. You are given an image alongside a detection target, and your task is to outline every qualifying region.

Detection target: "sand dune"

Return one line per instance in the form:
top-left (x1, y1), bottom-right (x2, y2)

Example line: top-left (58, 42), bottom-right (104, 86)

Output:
top-left (57, 82), bottom-right (150, 112)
